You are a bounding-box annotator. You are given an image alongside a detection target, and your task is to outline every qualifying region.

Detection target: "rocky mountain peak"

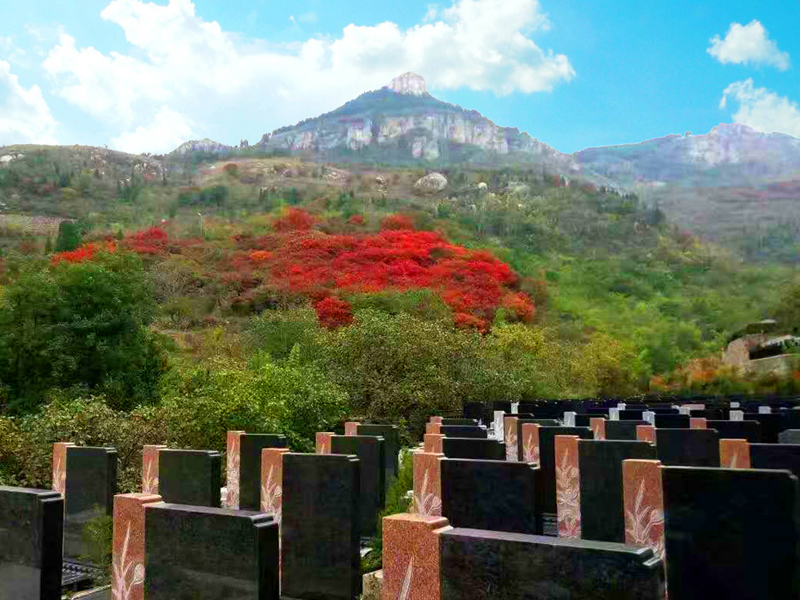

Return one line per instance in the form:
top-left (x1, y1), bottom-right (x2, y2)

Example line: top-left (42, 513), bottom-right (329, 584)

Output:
top-left (389, 72), bottom-right (428, 96)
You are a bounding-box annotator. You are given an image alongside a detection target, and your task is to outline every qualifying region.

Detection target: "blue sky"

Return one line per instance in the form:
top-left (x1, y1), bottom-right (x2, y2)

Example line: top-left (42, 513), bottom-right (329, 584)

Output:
top-left (1, 0), bottom-right (798, 154)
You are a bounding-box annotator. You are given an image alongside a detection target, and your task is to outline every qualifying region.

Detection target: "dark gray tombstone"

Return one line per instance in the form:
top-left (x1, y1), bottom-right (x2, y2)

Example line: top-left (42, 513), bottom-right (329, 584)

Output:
top-left (605, 420), bottom-right (648, 441)
top-left (330, 435), bottom-right (385, 538)
top-left (578, 440), bottom-right (657, 543)
top-left (653, 414), bottom-right (690, 428)
top-left (780, 430), bottom-right (800, 444)
top-left (281, 453), bottom-right (360, 600)
top-left (440, 528), bottom-right (664, 600)
top-left (144, 504), bottom-right (278, 600)
top-left (440, 459), bottom-right (538, 534)
top-left (357, 424), bottom-right (400, 488)
top-left (0, 487), bottom-right (63, 600)
top-left (662, 466), bottom-right (800, 600)
top-left (158, 449), bottom-right (221, 508)
top-left (516, 419), bottom-right (560, 461)
top-left (744, 413), bottom-right (782, 443)
top-left (64, 446), bottom-right (117, 563)
top-left (441, 438), bottom-right (505, 460)
top-left (618, 409), bottom-right (645, 420)
top-left (750, 444), bottom-right (800, 479)
top-left (539, 427), bottom-right (593, 535)
top-left (441, 418), bottom-right (478, 426)
top-left (655, 429), bottom-right (720, 467)
top-left (440, 426), bottom-right (487, 439)
top-left (706, 420), bottom-right (761, 442)
top-left (238, 434), bottom-right (288, 511)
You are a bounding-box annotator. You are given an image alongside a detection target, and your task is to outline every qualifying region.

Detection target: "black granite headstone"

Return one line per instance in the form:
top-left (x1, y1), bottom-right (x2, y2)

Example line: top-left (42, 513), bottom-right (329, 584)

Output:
top-left (238, 434), bottom-right (288, 511)
top-left (64, 446), bottom-right (117, 563)
top-left (281, 453), bottom-right (360, 600)
top-left (158, 449), bottom-right (221, 508)
top-left (516, 419), bottom-right (560, 461)
top-left (440, 459), bottom-right (538, 534)
top-left (439, 528), bottom-right (664, 600)
top-left (605, 420), bottom-right (648, 441)
top-left (0, 487), bottom-right (63, 600)
top-left (357, 424), bottom-right (400, 488)
top-left (441, 418), bottom-right (478, 426)
top-left (750, 443), bottom-right (800, 479)
top-left (653, 414), bottom-right (690, 428)
top-left (662, 466), bottom-right (800, 600)
top-left (539, 427), bottom-right (593, 534)
top-left (440, 426), bottom-right (487, 439)
top-left (744, 413), bottom-right (782, 443)
top-left (706, 420), bottom-right (761, 442)
top-left (330, 435), bottom-right (385, 537)
top-left (655, 429), bottom-right (720, 467)
top-left (145, 503), bottom-right (278, 600)
top-left (441, 438), bottom-right (505, 460)
top-left (780, 430), bottom-right (800, 444)
top-left (578, 440), bottom-right (657, 543)
top-left (575, 414), bottom-right (592, 427)
top-left (618, 409), bottom-right (645, 420)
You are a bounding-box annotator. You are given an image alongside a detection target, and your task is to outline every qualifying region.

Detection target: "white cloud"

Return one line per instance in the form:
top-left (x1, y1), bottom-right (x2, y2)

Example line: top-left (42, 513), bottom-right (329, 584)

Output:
top-left (0, 60), bottom-right (58, 145)
top-left (112, 106), bottom-right (195, 154)
top-left (41, 0), bottom-right (574, 153)
top-left (708, 20), bottom-right (790, 71)
top-left (0, 37), bottom-right (27, 67)
top-left (720, 79), bottom-right (800, 138)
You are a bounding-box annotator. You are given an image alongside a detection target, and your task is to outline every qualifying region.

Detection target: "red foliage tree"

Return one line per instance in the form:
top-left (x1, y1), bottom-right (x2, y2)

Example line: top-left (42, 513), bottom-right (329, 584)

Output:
top-left (314, 297), bottom-right (354, 329)
top-left (125, 227), bottom-right (169, 256)
top-left (380, 214), bottom-right (415, 231)
top-left (347, 214), bottom-right (365, 226)
top-left (273, 209), bottom-right (316, 232)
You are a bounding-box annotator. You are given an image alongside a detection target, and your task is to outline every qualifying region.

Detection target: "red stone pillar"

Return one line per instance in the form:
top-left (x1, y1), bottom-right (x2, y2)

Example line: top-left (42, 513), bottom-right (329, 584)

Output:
top-left (520, 423), bottom-right (541, 465)
top-left (225, 430), bottom-right (245, 509)
top-left (690, 418), bottom-right (707, 430)
top-left (261, 448), bottom-right (290, 519)
top-left (637, 425), bottom-right (656, 444)
top-left (429, 416), bottom-right (444, 425)
top-left (142, 445), bottom-right (166, 495)
top-left (590, 418), bottom-right (606, 440)
top-left (112, 493), bottom-right (162, 600)
top-left (425, 422), bottom-right (442, 435)
top-left (504, 417), bottom-right (519, 462)
top-left (424, 434), bottom-right (444, 454)
top-left (315, 432), bottom-right (334, 454)
top-left (622, 459), bottom-right (665, 571)
top-left (413, 451), bottom-right (443, 518)
top-left (344, 422), bottom-right (360, 436)
top-left (720, 439), bottom-right (751, 468)
top-left (555, 435), bottom-right (581, 539)
top-left (382, 514), bottom-right (451, 600)
top-left (52, 442), bottom-right (75, 495)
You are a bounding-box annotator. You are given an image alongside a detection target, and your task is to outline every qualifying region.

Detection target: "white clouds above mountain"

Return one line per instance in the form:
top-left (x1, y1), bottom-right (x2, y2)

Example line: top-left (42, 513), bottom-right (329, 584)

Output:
top-left (0, 60), bottom-right (58, 145)
top-left (708, 20), bottom-right (790, 71)
top-left (41, 0), bottom-right (574, 153)
top-left (720, 79), bottom-right (800, 138)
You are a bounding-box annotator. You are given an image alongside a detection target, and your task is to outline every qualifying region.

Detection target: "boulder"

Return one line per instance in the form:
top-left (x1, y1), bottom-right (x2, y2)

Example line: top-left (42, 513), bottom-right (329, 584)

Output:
top-left (414, 172), bottom-right (448, 192)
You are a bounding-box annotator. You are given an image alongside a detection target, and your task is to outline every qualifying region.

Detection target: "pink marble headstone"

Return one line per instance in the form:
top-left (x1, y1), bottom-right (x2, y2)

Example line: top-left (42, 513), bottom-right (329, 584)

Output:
top-left (504, 417), bottom-right (519, 462)
top-left (637, 425), bottom-right (656, 444)
top-left (424, 434), bottom-right (444, 454)
top-left (690, 418), bottom-right (707, 430)
top-left (142, 444), bottom-right (166, 495)
top-left (315, 432), bottom-right (334, 454)
top-left (622, 459), bottom-right (665, 573)
top-left (52, 442), bottom-right (75, 495)
top-left (412, 451), bottom-right (443, 518)
top-left (720, 439), bottom-right (751, 469)
top-left (344, 421), bottom-right (360, 436)
top-left (590, 418), bottom-right (607, 440)
top-left (555, 435), bottom-right (581, 539)
top-left (112, 493), bottom-right (162, 600)
top-left (520, 423), bottom-right (541, 464)
top-left (225, 430), bottom-right (245, 509)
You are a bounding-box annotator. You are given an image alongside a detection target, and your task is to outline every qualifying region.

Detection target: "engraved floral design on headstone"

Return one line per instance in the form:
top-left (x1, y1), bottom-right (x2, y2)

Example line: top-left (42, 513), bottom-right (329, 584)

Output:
top-left (53, 456), bottom-right (66, 495)
top-left (523, 432), bottom-right (539, 465)
top-left (398, 557), bottom-right (413, 600)
top-left (591, 420), bottom-right (605, 440)
top-left (142, 458), bottom-right (158, 495)
top-left (226, 435), bottom-right (240, 509)
top-left (112, 523), bottom-right (145, 600)
top-left (625, 479), bottom-right (665, 562)
top-left (261, 465), bottom-right (283, 526)
top-left (505, 427), bottom-right (518, 462)
top-left (556, 448), bottom-right (581, 539)
top-left (413, 468), bottom-right (441, 518)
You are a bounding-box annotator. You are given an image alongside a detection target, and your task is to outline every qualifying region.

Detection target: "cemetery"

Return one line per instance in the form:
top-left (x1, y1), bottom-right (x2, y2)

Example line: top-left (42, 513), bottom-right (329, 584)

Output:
top-left (2, 397), bottom-right (800, 599)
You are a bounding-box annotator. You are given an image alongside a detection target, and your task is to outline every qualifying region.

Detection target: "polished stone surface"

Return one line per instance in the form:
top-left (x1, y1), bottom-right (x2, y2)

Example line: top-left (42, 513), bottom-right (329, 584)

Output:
top-left (749, 443), bottom-right (800, 479)
top-left (439, 426), bottom-right (487, 439)
top-left (441, 459), bottom-right (538, 534)
top-left (706, 420), bottom-right (762, 442)
top-left (441, 438), bottom-right (505, 460)
top-left (720, 439), bottom-right (751, 468)
top-left (158, 449), bottom-right (221, 508)
top-left (239, 434), bottom-right (288, 511)
top-left (578, 441), bottom-right (656, 543)
top-left (281, 453), bottom-right (361, 600)
top-left (779, 429), bottom-right (800, 444)
top-left (605, 421), bottom-right (648, 441)
top-left (538, 427), bottom-right (593, 516)
top-left (383, 514), bottom-right (449, 600)
top-left (64, 447), bottom-right (118, 562)
top-left (0, 486), bottom-right (63, 600)
top-left (144, 503), bottom-right (279, 600)
top-left (662, 466), bottom-right (800, 599)
top-left (655, 429), bottom-right (720, 467)
top-left (357, 424), bottom-right (400, 489)
top-left (622, 460), bottom-right (665, 568)
top-left (439, 528), bottom-right (664, 600)
top-left (743, 413), bottom-right (782, 443)
top-left (653, 414), bottom-right (690, 429)
top-left (440, 419), bottom-right (478, 426)
top-left (112, 493), bottom-right (162, 600)
top-left (330, 435), bottom-right (385, 538)
top-left (516, 420), bottom-right (559, 461)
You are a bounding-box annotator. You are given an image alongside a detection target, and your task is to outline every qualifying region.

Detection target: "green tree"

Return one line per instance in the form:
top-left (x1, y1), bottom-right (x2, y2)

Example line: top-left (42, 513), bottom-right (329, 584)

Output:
top-left (43, 236), bottom-right (53, 255)
top-left (774, 282), bottom-right (800, 334)
top-left (54, 221), bottom-right (82, 252)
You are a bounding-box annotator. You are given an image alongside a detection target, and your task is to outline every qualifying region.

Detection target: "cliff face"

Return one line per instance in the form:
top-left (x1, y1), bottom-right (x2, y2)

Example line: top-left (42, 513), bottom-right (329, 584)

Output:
top-left (255, 73), bottom-right (578, 172)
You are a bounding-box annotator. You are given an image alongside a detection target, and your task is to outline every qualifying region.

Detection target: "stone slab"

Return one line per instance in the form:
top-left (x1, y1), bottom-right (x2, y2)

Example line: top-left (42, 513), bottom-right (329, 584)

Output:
top-left (112, 493), bottom-right (162, 600)
top-left (655, 429), bottom-right (720, 467)
top-left (330, 435), bottom-right (385, 538)
top-left (440, 438), bottom-right (505, 461)
top-left (382, 514), bottom-right (449, 600)
top-left (706, 420), bottom-right (762, 442)
top-left (158, 449), bottom-right (221, 508)
top-left (605, 421), bottom-right (648, 441)
top-left (439, 426), bottom-right (487, 439)
top-left (750, 443), bottom-right (800, 479)
top-left (653, 414), bottom-right (690, 429)
top-left (357, 424), bottom-right (400, 489)
top-left (227, 433), bottom-right (288, 511)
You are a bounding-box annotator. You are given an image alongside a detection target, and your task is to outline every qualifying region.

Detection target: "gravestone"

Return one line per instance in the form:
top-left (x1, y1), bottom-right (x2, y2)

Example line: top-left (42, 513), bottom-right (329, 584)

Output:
top-left (229, 433), bottom-right (288, 511)
top-left (516, 419), bottom-right (560, 461)
top-left (653, 414), bottom-right (690, 429)
top-left (441, 418), bottom-right (478, 426)
top-left (578, 440), bottom-right (657, 543)
top-left (281, 454), bottom-right (361, 600)
top-left (439, 529), bottom-right (664, 600)
top-left (662, 466), bottom-right (800, 599)
top-left (744, 413), bottom-right (782, 443)
top-left (780, 430), bottom-right (800, 444)
top-left (750, 443), bottom-right (800, 479)
top-left (158, 449), bottom-right (221, 508)
top-left (539, 427), bottom-right (593, 535)
top-left (330, 435), bottom-right (385, 538)
top-left (64, 447), bottom-right (117, 562)
top-left (441, 438), bottom-right (505, 460)
top-left (618, 409), bottom-right (645, 421)
top-left (144, 504), bottom-right (279, 599)
top-left (357, 424), bottom-right (400, 488)
top-left (574, 414), bottom-right (592, 427)
top-left (655, 429), bottom-right (720, 467)
top-left (0, 487), bottom-right (63, 600)
top-left (440, 459), bottom-right (538, 534)
top-left (707, 420), bottom-right (761, 442)
top-left (439, 426), bottom-right (487, 439)
top-left (605, 420), bottom-right (648, 441)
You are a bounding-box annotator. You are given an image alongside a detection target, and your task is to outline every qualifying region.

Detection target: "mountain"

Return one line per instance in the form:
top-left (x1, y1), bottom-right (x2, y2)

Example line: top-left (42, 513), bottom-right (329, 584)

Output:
top-left (169, 138), bottom-right (233, 158)
top-left (253, 72), bottom-right (580, 174)
top-left (575, 123), bottom-right (800, 187)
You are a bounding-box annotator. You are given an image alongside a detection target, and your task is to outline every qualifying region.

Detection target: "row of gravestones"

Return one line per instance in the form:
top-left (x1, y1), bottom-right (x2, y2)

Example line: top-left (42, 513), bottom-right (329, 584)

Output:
top-left (0, 423), bottom-right (402, 600)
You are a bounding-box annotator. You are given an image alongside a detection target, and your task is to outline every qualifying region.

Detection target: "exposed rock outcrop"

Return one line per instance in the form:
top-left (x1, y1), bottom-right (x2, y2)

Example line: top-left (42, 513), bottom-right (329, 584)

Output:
top-left (414, 172), bottom-right (448, 192)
